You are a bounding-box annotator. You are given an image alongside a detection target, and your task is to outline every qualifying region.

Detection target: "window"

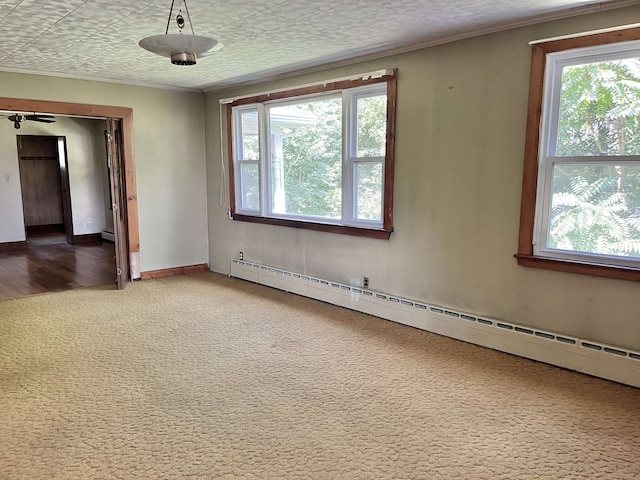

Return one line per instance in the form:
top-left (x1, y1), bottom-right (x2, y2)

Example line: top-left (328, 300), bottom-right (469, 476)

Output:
top-left (517, 27), bottom-right (640, 281)
top-left (227, 71), bottom-right (396, 239)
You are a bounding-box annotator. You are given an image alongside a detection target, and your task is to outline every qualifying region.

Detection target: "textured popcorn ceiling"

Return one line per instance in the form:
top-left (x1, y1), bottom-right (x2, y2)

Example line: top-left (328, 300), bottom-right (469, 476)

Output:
top-left (0, 0), bottom-right (636, 91)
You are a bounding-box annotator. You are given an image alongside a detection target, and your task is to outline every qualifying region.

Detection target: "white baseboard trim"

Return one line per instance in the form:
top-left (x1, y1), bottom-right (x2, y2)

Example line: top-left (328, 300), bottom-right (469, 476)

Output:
top-left (230, 259), bottom-right (640, 389)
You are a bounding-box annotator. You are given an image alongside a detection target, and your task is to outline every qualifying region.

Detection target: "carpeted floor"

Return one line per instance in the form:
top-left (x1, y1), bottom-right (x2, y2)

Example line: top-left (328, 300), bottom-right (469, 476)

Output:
top-left (0, 272), bottom-right (639, 479)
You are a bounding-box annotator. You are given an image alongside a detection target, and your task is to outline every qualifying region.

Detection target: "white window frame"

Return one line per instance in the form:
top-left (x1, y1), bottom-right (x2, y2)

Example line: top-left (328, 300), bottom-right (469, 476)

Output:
top-left (533, 40), bottom-right (640, 269)
top-left (344, 85), bottom-right (387, 228)
top-left (233, 105), bottom-right (262, 214)
top-left (231, 83), bottom-right (388, 229)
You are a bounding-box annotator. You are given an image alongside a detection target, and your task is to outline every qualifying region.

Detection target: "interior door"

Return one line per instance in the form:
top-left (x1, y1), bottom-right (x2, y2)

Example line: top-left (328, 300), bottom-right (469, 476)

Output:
top-left (17, 135), bottom-right (64, 232)
top-left (106, 118), bottom-right (129, 290)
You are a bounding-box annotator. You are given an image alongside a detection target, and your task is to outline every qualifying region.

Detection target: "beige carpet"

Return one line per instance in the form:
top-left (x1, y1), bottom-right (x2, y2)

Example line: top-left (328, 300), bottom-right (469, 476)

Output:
top-left (1, 272), bottom-right (639, 479)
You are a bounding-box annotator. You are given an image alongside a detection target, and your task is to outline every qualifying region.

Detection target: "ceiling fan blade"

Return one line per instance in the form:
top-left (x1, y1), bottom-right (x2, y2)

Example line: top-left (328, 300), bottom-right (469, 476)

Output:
top-left (4, 113), bottom-right (56, 126)
top-left (25, 114), bottom-right (56, 122)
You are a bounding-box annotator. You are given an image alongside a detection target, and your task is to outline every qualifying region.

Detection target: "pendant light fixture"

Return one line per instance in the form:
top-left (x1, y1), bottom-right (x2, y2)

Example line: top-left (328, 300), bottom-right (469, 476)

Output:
top-left (139, 0), bottom-right (222, 66)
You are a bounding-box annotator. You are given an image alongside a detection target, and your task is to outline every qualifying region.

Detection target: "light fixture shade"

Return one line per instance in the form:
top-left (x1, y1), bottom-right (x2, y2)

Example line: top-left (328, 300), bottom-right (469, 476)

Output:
top-left (139, 0), bottom-right (222, 66)
top-left (139, 34), bottom-right (222, 59)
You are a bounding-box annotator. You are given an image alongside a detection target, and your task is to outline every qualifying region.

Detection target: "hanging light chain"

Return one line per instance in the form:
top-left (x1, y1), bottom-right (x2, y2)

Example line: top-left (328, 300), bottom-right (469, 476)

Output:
top-left (164, 0), bottom-right (176, 34)
top-left (164, 0), bottom-right (196, 35)
top-left (182, 0), bottom-right (196, 35)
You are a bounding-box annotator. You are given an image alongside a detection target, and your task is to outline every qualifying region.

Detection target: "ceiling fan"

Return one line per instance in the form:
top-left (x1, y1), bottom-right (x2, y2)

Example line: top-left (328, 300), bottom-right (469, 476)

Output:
top-left (3, 113), bottom-right (56, 129)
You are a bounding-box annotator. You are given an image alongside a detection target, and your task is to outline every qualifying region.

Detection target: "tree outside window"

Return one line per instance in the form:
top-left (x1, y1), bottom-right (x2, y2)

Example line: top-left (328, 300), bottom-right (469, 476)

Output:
top-left (228, 73), bottom-right (396, 239)
top-left (547, 58), bottom-right (640, 259)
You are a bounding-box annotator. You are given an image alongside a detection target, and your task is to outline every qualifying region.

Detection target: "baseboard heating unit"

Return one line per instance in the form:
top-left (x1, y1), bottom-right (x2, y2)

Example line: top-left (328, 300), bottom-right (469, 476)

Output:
top-left (230, 259), bottom-right (640, 389)
top-left (101, 230), bottom-right (115, 242)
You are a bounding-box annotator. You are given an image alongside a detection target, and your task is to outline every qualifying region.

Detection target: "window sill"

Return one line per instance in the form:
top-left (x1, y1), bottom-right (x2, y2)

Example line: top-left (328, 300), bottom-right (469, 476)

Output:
top-left (515, 254), bottom-right (640, 282)
top-left (232, 214), bottom-right (392, 240)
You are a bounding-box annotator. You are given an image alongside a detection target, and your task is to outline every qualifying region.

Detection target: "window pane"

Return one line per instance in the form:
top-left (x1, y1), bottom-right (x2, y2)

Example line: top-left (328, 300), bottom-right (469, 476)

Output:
top-left (240, 162), bottom-right (259, 210)
top-left (548, 163), bottom-right (640, 257)
top-left (241, 112), bottom-right (259, 160)
top-left (354, 162), bottom-right (382, 221)
top-left (269, 98), bottom-right (342, 219)
top-left (357, 95), bottom-right (387, 157)
top-left (557, 58), bottom-right (640, 156)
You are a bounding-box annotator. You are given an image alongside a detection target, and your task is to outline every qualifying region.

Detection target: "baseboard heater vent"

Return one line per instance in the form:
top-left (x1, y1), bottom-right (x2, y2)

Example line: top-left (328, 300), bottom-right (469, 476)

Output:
top-left (101, 230), bottom-right (115, 242)
top-left (230, 259), bottom-right (640, 388)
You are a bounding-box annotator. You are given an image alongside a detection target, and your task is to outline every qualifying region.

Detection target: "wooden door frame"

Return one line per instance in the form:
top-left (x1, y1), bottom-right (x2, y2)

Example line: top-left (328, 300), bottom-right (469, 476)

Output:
top-left (106, 118), bottom-right (129, 290)
top-left (0, 97), bottom-right (140, 280)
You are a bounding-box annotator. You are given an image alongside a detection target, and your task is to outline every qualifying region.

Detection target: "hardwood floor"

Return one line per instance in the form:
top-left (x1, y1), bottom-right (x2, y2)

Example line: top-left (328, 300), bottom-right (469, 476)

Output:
top-left (0, 233), bottom-right (116, 301)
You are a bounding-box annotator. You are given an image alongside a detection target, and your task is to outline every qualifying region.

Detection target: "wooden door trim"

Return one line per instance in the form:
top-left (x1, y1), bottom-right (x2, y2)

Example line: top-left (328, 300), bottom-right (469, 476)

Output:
top-left (0, 240), bottom-right (27, 252)
top-left (0, 97), bottom-right (140, 268)
top-left (106, 118), bottom-right (129, 290)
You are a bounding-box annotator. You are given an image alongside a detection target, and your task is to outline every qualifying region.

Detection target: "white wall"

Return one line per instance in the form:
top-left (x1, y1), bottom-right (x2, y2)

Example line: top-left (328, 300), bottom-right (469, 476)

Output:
top-left (59, 117), bottom-right (108, 236)
top-left (0, 74), bottom-right (208, 272)
top-left (0, 124), bottom-right (26, 243)
top-left (205, 5), bottom-right (640, 352)
top-left (96, 121), bottom-right (115, 235)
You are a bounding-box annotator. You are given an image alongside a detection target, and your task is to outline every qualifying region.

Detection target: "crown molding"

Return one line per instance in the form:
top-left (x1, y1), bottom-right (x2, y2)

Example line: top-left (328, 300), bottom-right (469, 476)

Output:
top-left (202, 0), bottom-right (640, 94)
top-left (0, 66), bottom-right (201, 93)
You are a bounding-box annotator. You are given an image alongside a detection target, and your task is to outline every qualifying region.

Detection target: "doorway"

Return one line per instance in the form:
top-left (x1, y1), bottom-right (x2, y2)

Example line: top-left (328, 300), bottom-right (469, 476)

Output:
top-left (0, 127), bottom-right (119, 301)
top-left (0, 97), bottom-right (139, 297)
top-left (17, 135), bottom-right (72, 243)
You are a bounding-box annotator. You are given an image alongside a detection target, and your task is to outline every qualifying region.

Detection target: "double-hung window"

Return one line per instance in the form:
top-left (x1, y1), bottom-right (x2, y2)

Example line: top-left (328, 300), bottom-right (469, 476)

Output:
top-left (518, 28), bottom-right (640, 280)
top-left (227, 71), bottom-right (396, 239)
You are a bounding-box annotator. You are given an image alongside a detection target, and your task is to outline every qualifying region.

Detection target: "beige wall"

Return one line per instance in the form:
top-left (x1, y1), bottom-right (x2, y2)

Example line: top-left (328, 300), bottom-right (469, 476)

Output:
top-left (0, 73), bottom-right (209, 271)
top-left (205, 5), bottom-right (640, 351)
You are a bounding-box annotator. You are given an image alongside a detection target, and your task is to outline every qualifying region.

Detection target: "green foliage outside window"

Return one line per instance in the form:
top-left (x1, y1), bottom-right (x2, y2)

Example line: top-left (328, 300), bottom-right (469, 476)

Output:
top-left (276, 94), bottom-right (387, 220)
top-left (278, 98), bottom-right (343, 219)
top-left (550, 59), bottom-right (640, 257)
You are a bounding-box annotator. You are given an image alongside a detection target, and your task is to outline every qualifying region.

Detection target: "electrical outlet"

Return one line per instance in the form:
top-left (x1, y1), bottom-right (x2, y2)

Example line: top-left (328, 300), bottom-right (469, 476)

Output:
top-left (239, 251), bottom-right (244, 261)
top-left (363, 277), bottom-right (369, 289)
top-left (4, 174), bottom-right (10, 183)
top-left (86, 219), bottom-right (94, 228)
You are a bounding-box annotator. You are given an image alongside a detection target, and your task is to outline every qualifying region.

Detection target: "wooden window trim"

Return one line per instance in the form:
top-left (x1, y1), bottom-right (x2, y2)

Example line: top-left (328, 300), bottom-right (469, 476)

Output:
top-left (227, 71), bottom-right (397, 240)
top-left (516, 27), bottom-right (640, 282)
top-left (232, 214), bottom-right (392, 239)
